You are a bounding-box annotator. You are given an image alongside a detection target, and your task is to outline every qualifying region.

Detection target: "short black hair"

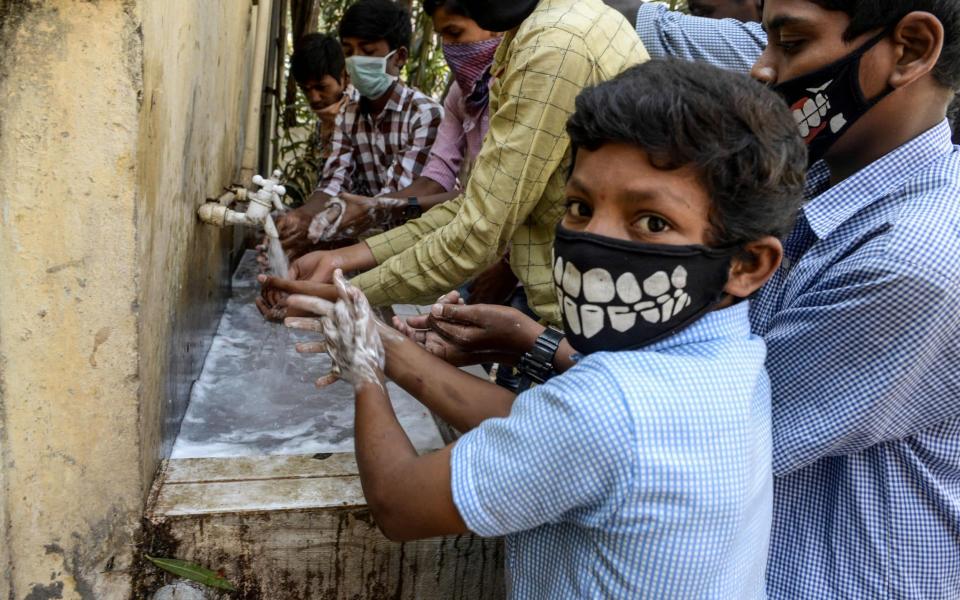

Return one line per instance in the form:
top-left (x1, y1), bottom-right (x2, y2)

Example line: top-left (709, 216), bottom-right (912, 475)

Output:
top-left (567, 59), bottom-right (808, 247)
top-left (810, 0), bottom-right (960, 90)
top-left (423, 0), bottom-right (469, 17)
top-left (339, 0), bottom-right (412, 50)
top-left (291, 33), bottom-right (345, 86)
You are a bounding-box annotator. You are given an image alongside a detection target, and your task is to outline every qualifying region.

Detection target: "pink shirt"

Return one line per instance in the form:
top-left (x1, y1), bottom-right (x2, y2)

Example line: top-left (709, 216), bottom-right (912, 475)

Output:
top-left (419, 82), bottom-right (490, 192)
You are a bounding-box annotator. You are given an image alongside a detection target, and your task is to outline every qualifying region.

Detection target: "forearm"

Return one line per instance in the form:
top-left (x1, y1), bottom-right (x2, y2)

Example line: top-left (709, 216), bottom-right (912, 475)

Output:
top-left (390, 177), bottom-right (447, 199)
top-left (381, 330), bottom-right (515, 431)
top-left (302, 191), bottom-right (332, 215)
top-left (355, 380), bottom-right (467, 541)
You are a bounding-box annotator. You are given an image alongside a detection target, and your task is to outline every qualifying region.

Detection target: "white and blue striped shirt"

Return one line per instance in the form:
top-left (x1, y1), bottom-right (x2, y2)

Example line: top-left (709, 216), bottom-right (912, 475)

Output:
top-left (754, 122), bottom-right (960, 599)
top-left (452, 303), bottom-right (773, 599)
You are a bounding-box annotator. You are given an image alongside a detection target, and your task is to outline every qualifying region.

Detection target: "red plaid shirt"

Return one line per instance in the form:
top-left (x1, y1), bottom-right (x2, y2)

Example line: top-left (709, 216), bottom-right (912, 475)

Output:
top-left (317, 82), bottom-right (443, 198)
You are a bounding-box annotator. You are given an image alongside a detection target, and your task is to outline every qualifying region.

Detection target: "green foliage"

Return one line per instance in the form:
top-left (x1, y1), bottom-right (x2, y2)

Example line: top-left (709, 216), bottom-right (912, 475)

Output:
top-left (145, 556), bottom-right (237, 591)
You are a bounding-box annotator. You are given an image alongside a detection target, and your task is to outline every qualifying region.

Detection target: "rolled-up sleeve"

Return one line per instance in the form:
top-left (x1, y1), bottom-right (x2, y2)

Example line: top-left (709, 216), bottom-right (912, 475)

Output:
top-left (635, 2), bottom-right (766, 72)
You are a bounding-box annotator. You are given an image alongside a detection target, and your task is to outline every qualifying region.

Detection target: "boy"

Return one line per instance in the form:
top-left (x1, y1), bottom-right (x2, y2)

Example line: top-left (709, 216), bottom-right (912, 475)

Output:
top-left (287, 60), bottom-right (807, 598)
top-left (424, 2), bottom-right (960, 597)
top-left (287, 33), bottom-right (353, 199)
top-left (260, 0), bottom-right (647, 327)
top-left (316, 0), bottom-right (502, 240)
top-left (277, 0), bottom-right (443, 258)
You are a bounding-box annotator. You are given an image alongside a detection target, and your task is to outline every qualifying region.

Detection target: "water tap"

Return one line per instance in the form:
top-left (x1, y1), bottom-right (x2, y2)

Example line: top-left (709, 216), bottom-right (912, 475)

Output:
top-left (197, 170), bottom-right (288, 238)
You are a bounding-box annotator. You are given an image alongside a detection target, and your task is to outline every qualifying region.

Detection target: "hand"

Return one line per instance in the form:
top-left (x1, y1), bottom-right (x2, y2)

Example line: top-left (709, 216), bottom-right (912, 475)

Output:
top-left (466, 258), bottom-right (518, 306)
top-left (394, 290), bottom-right (464, 333)
top-left (276, 208), bottom-right (317, 260)
top-left (255, 273), bottom-right (338, 322)
top-left (340, 193), bottom-right (403, 237)
top-left (287, 270), bottom-right (386, 391)
top-left (426, 302), bottom-right (545, 366)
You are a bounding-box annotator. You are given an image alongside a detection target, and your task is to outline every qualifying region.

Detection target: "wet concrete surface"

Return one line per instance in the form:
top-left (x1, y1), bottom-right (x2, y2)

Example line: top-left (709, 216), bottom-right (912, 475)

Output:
top-left (171, 251), bottom-right (443, 458)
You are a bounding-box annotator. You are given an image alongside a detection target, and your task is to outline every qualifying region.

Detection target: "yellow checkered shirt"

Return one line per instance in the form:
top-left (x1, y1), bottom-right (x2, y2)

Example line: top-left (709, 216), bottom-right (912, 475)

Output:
top-left (352, 0), bottom-right (648, 326)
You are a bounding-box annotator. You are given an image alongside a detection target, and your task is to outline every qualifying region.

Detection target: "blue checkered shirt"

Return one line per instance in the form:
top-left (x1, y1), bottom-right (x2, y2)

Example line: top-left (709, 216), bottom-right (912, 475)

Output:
top-left (635, 3), bottom-right (766, 70)
top-left (752, 121), bottom-right (960, 599)
top-left (452, 303), bottom-right (774, 599)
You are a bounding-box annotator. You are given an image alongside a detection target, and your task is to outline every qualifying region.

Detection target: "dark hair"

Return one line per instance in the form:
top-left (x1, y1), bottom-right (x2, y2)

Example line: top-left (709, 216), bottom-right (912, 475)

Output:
top-left (339, 0), bottom-right (412, 50)
top-left (291, 33), bottom-right (345, 85)
top-left (423, 0), bottom-right (469, 17)
top-left (567, 59), bottom-right (808, 247)
top-left (810, 0), bottom-right (960, 90)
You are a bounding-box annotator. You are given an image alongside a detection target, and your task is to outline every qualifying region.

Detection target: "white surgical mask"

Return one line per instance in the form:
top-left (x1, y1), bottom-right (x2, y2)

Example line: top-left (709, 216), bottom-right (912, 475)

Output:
top-left (345, 50), bottom-right (398, 99)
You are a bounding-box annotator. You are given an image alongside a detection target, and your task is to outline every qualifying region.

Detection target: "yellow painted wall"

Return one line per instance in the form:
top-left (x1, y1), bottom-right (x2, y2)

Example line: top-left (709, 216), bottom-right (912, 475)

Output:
top-left (0, 1), bottom-right (258, 597)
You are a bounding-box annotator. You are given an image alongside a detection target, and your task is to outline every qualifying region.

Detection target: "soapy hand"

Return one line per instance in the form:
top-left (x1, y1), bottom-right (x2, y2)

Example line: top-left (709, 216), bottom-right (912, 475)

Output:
top-left (307, 194), bottom-right (404, 242)
top-left (286, 270), bottom-right (385, 391)
top-left (276, 208), bottom-right (317, 259)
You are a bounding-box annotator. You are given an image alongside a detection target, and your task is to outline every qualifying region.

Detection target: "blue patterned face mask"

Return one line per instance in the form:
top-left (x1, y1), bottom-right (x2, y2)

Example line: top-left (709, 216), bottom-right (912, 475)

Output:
top-left (345, 50), bottom-right (397, 99)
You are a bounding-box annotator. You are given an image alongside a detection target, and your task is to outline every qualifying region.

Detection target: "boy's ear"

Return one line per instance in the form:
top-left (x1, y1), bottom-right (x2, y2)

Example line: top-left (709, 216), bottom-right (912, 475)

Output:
top-left (888, 11), bottom-right (944, 89)
top-left (723, 236), bottom-right (783, 299)
top-left (393, 46), bottom-right (409, 68)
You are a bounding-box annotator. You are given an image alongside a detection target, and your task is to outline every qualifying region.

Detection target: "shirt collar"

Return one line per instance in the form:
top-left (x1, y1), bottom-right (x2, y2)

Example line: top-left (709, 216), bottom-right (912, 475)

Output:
top-left (382, 81), bottom-right (408, 113)
top-left (802, 119), bottom-right (954, 240)
top-left (643, 302), bottom-right (753, 353)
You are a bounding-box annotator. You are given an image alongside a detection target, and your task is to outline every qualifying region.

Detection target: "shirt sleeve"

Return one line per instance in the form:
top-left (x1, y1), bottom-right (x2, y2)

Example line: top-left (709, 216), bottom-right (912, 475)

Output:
top-left (352, 29), bottom-right (592, 306)
top-left (419, 85), bottom-right (468, 193)
top-left (363, 195), bottom-right (463, 265)
top-left (635, 2), bottom-right (766, 72)
top-left (375, 100), bottom-right (444, 197)
top-left (765, 251), bottom-right (960, 476)
top-left (318, 110), bottom-right (355, 197)
top-left (451, 362), bottom-right (633, 537)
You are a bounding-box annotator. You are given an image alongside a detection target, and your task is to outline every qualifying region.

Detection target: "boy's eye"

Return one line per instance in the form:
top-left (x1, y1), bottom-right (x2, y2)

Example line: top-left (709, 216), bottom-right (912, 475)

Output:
top-left (565, 200), bottom-right (591, 219)
top-left (636, 215), bottom-right (671, 234)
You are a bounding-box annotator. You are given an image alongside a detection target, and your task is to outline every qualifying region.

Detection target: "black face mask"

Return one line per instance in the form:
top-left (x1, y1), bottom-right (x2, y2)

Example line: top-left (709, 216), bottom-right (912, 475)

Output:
top-left (553, 225), bottom-right (735, 355)
top-left (773, 31), bottom-right (892, 165)
top-left (462, 0), bottom-right (539, 32)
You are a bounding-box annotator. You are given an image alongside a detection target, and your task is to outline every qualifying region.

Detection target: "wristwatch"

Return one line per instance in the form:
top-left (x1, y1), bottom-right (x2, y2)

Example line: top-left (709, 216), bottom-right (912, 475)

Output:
top-left (404, 197), bottom-right (422, 220)
top-left (517, 327), bottom-right (565, 385)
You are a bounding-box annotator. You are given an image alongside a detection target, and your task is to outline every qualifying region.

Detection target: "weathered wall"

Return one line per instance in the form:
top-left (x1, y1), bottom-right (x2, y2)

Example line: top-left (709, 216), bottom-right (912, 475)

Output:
top-left (134, 0), bottom-right (253, 502)
top-left (0, 1), bottom-right (257, 597)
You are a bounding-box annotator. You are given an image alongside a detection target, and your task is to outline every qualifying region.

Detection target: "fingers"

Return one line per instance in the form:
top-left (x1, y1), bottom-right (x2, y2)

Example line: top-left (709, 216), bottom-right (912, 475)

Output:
top-left (401, 313), bottom-right (431, 330)
top-left (430, 318), bottom-right (476, 345)
top-left (255, 296), bottom-right (287, 322)
top-left (258, 274), bottom-right (333, 298)
top-left (315, 372), bottom-right (340, 388)
top-left (430, 301), bottom-right (480, 325)
top-left (284, 317), bottom-right (326, 333)
top-left (287, 294), bottom-right (335, 317)
top-left (331, 268), bottom-right (352, 300)
top-left (296, 341), bottom-right (327, 354)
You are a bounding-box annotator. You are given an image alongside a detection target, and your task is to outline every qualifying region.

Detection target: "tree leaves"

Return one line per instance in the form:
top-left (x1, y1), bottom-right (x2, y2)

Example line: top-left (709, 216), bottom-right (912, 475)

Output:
top-left (145, 556), bottom-right (237, 592)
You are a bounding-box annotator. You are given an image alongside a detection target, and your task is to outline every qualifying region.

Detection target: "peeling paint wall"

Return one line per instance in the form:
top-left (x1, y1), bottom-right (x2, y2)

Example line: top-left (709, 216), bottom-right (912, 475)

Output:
top-left (0, 1), bottom-right (258, 597)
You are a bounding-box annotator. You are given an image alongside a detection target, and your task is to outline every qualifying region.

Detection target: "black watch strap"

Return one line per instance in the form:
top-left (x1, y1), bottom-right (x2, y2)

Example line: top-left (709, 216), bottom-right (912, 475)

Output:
top-left (404, 196), bottom-right (422, 219)
top-left (517, 327), bottom-right (565, 385)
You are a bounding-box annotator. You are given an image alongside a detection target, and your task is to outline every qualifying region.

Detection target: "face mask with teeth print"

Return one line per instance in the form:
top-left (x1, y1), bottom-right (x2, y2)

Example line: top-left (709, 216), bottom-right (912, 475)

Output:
top-left (773, 30), bottom-right (893, 166)
top-left (552, 225), bottom-right (736, 355)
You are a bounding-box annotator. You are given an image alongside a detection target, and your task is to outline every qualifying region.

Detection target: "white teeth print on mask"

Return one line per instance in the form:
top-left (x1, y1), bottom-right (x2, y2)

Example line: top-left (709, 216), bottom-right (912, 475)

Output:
top-left (552, 225), bottom-right (734, 353)
top-left (583, 268), bottom-right (616, 303)
top-left (608, 306), bottom-right (637, 332)
top-left (580, 304), bottom-right (605, 339)
top-left (670, 266), bottom-right (687, 288)
top-left (616, 272), bottom-right (642, 304)
top-left (643, 271), bottom-right (671, 298)
top-left (562, 261), bottom-right (582, 297)
top-left (554, 262), bottom-right (694, 337)
top-left (563, 296), bottom-right (582, 335)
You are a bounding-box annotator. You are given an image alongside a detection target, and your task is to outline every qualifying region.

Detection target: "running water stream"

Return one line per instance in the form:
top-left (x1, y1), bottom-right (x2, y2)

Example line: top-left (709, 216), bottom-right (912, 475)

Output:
top-left (265, 214), bottom-right (289, 277)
